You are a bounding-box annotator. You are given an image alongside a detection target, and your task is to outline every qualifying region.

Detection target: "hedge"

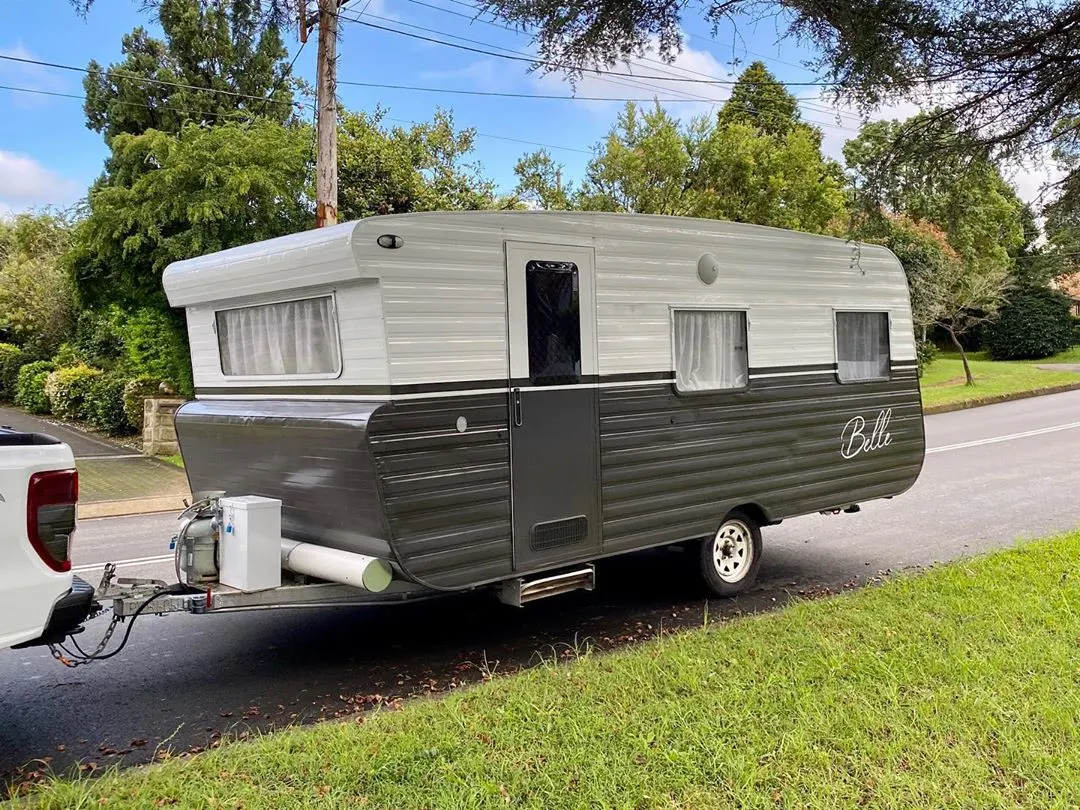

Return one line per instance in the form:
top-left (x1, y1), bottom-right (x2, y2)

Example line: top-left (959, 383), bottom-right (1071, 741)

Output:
top-left (15, 360), bottom-right (56, 414)
top-left (986, 287), bottom-right (1074, 360)
top-left (45, 365), bottom-right (104, 421)
top-left (86, 372), bottom-right (136, 436)
top-left (0, 343), bottom-right (25, 401)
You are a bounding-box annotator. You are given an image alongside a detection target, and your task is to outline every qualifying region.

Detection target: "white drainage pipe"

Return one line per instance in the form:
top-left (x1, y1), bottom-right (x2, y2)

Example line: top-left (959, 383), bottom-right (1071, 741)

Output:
top-left (280, 540), bottom-right (394, 594)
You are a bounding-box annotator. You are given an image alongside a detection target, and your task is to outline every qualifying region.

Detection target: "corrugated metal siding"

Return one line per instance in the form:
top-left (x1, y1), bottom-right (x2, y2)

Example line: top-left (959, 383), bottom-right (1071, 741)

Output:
top-left (346, 211), bottom-right (917, 387)
top-left (598, 368), bottom-right (925, 552)
top-left (185, 279), bottom-right (389, 392)
top-left (366, 394), bottom-right (513, 588)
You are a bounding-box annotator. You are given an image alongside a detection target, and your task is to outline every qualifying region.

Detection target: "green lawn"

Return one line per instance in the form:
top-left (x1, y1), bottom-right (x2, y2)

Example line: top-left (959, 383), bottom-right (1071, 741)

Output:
top-left (920, 348), bottom-right (1080, 408)
top-left (17, 530), bottom-right (1080, 809)
top-left (159, 454), bottom-right (184, 469)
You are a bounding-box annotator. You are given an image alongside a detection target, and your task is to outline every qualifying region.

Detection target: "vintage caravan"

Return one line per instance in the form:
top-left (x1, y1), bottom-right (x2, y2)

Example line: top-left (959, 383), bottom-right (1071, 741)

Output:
top-left (161, 211), bottom-right (925, 606)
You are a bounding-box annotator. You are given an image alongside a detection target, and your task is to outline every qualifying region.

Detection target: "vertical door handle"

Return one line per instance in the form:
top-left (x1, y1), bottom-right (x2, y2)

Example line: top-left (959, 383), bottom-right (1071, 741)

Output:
top-left (512, 388), bottom-right (522, 427)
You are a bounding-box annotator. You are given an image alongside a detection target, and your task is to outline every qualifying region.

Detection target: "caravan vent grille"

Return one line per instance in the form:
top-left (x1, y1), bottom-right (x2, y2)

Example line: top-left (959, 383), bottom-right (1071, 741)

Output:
top-left (530, 516), bottom-right (588, 551)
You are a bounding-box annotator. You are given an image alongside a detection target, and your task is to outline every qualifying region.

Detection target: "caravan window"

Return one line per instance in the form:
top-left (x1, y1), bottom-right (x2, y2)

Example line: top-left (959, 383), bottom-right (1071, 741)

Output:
top-left (673, 310), bottom-right (749, 392)
top-left (836, 311), bottom-right (890, 382)
top-left (216, 295), bottom-right (342, 377)
top-left (525, 260), bottom-right (582, 385)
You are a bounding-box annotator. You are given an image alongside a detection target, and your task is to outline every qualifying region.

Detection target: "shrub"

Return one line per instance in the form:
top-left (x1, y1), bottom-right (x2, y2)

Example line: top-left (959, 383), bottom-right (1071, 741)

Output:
top-left (52, 342), bottom-right (84, 368)
top-left (86, 373), bottom-right (136, 436)
top-left (916, 340), bottom-right (938, 376)
top-left (15, 360), bottom-right (56, 414)
top-left (45, 365), bottom-right (104, 421)
top-left (1072, 316), bottom-right (1080, 346)
top-left (0, 343), bottom-right (25, 400)
top-left (986, 287), bottom-right (1074, 360)
top-left (119, 308), bottom-right (194, 397)
top-left (123, 375), bottom-right (168, 432)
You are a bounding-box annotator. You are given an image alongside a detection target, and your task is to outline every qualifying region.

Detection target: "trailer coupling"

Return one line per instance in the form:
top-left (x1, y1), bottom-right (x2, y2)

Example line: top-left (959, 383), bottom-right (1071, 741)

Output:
top-left (46, 493), bottom-right (405, 667)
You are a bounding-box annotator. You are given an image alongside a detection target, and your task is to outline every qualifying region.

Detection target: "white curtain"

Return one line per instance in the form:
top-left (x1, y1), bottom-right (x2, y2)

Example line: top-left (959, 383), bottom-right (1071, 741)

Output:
top-left (674, 310), bottom-right (748, 392)
top-left (217, 296), bottom-right (339, 376)
top-left (837, 311), bottom-right (890, 381)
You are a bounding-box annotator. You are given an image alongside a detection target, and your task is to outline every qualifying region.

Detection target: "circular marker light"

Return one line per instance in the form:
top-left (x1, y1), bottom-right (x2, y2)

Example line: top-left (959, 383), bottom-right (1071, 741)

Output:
top-left (377, 234), bottom-right (404, 249)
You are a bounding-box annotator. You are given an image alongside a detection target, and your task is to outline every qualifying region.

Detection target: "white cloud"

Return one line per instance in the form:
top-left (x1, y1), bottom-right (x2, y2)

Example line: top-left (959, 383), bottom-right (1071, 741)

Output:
top-left (420, 59), bottom-right (510, 91)
top-left (529, 38), bottom-right (736, 120)
top-left (0, 151), bottom-right (81, 214)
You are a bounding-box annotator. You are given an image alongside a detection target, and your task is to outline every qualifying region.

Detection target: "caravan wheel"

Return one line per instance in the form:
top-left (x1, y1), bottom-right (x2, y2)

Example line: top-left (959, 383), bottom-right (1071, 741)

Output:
top-left (699, 511), bottom-right (763, 597)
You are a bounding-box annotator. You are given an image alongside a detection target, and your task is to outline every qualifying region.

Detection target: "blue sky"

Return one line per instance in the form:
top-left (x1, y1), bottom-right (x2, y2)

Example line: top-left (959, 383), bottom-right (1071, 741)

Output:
top-left (0, 0), bottom-right (1050, 217)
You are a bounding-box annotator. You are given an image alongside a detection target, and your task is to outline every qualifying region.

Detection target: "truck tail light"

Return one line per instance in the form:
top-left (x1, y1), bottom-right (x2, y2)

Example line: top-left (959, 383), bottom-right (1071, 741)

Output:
top-left (27, 469), bottom-right (78, 573)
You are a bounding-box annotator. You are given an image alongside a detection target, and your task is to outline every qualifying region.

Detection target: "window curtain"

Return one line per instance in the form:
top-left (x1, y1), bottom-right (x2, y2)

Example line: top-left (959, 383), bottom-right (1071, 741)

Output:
top-left (217, 297), bottom-right (339, 376)
top-left (837, 312), bottom-right (890, 381)
top-left (674, 310), bottom-right (748, 392)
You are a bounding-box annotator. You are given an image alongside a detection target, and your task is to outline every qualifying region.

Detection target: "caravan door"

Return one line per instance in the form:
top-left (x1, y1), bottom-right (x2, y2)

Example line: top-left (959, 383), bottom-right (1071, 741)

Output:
top-left (505, 242), bottom-right (602, 570)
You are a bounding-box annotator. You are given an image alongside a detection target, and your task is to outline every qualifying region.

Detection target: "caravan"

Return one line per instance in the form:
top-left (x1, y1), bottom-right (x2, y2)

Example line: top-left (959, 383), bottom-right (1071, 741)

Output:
top-left (161, 211), bottom-right (925, 605)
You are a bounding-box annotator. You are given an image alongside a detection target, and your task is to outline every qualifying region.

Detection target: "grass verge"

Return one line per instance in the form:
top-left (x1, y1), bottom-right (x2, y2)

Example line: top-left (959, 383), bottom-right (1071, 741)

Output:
top-left (159, 454), bottom-right (184, 469)
top-left (920, 350), bottom-right (1080, 408)
top-left (15, 531), bottom-right (1080, 809)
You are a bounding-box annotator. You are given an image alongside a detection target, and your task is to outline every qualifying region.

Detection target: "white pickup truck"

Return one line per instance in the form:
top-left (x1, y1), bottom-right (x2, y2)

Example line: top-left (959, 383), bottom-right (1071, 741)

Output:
top-left (0, 426), bottom-right (95, 651)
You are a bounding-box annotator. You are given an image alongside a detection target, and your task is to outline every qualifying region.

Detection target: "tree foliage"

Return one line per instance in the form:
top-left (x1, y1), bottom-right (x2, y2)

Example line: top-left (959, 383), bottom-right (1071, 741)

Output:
top-left (516, 63), bottom-right (846, 234)
top-left (83, 0), bottom-right (296, 143)
top-left (481, 0), bottom-right (1080, 202)
top-left (339, 108), bottom-right (504, 219)
top-left (844, 112), bottom-right (1026, 278)
top-left (0, 212), bottom-right (77, 357)
top-left (69, 119), bottom-right (314, 312)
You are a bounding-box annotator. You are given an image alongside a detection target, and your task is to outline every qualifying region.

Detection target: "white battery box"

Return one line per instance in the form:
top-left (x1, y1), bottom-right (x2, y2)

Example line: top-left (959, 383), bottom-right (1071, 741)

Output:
top-left (218, 496), bottom-right (283, 592)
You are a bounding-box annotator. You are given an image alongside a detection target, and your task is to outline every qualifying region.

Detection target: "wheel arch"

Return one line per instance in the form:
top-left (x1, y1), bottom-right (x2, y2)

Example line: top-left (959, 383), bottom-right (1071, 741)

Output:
top-left (725, 502), bottom-right (777, 528)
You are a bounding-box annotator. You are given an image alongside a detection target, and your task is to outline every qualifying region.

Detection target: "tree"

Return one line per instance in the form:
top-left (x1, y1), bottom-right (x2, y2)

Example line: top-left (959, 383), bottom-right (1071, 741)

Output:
top-left (337, 108), bottom-right (505, 219)
top-left (844, 113), bottom-right (1026, 278)
top-left (83, 0), bottom-right (296, 144)
top-left (480, 0), bottom-right (1080, 202)
top-left (513, 150), bottom-right (573, 210)
top-left (0, 212), bottom-right (76, 357)
top-left (576, 101), bottom-right (694, 215)
top-left (68, 119), bottom-right (313, 312)
top-left (520, 64), bottom-right (846, 233)
top-left (857, 213), bottom-right (1011, 385)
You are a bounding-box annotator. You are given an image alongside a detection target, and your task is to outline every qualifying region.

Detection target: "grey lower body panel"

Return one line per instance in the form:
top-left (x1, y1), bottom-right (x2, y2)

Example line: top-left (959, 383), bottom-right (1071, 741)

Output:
top-left (598, 367), bottom-right (925, 552)
top-left (366, 394), bottom-right (514, 589)
top-left (181, 366), bottom-right (924, 593)
top-left (174, 400), bottom-right (391, 558)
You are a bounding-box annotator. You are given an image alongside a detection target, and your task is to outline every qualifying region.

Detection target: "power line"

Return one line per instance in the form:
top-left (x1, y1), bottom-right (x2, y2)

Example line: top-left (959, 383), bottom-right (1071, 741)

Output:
top-left (0, 81), bottom-right (594, 156)
top-left (344, 6), bottom-right (861, 132)
top-left (0, 83), bottom-right (260, 122)
top-left (354, 11), bottom-right (728, 106)
top-left (337, 16), bottom-right (837, 86)
top-left (383, 116), bottom-right (592, 154)
top-left (0, 53), bottom-right (300, 109)
top-left (398, 0), bottom-right (870, 125)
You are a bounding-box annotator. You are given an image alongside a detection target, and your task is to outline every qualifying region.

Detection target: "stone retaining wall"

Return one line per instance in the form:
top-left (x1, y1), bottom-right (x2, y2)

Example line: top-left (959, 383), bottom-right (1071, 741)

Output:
top-left (143, 397), bottom-right (186, 456)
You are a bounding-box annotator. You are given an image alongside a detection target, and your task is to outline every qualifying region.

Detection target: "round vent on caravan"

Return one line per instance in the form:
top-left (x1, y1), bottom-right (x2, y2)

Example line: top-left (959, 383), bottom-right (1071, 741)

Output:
top-left (697, 252), bottom-right (720, 285)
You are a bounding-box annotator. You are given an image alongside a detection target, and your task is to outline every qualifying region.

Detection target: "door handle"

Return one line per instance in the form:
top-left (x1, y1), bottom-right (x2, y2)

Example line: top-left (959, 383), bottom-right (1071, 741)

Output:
top-left (512, 388), bottom-right (522, 427)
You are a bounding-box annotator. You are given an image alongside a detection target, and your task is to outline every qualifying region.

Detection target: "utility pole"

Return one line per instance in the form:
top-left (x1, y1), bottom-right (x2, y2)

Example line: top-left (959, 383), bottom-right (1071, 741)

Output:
top-left (309, 0), bottom-right (342, 228)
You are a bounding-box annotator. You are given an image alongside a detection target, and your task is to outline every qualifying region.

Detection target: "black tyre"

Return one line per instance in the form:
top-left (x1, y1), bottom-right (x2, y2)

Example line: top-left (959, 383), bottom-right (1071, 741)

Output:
top-left (699, 510), bottom-right (763, 597)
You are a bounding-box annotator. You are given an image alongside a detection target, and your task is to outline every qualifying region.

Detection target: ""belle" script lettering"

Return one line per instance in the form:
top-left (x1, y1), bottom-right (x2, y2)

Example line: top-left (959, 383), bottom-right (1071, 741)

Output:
top-left (840, 408), bottom-right (893, 459)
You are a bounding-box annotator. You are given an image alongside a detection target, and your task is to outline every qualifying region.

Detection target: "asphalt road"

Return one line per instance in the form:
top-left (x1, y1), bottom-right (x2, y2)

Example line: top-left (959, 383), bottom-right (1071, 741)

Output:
top-left (3, 391), bottom-right (1080, 787)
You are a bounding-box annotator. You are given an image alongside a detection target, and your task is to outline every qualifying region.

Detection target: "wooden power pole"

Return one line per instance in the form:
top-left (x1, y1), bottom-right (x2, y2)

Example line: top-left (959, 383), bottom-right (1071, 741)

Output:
top-left (312, 0), bottom-right (340, 228)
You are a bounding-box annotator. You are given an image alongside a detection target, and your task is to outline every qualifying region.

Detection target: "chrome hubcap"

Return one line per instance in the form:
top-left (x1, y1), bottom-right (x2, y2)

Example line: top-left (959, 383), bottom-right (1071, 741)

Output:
top-left (712, 520), bottom-right (753, 583)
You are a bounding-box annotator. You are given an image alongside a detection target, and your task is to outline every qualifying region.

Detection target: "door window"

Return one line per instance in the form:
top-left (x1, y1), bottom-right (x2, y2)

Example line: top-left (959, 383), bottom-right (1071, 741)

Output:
top-left (525, 260), bottom-right (581, 385)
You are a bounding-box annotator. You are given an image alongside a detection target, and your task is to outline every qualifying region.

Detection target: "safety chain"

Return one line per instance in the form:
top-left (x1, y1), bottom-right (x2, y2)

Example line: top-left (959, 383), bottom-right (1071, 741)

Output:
top-left (48, 613), bottom-right (124, 668)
